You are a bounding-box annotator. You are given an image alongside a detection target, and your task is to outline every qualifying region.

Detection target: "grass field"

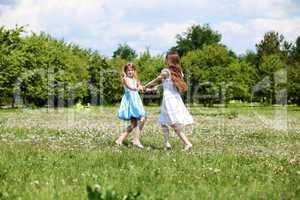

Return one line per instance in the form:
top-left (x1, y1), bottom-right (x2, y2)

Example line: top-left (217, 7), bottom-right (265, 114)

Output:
top-left (0, 105), bottom-right (299, 200)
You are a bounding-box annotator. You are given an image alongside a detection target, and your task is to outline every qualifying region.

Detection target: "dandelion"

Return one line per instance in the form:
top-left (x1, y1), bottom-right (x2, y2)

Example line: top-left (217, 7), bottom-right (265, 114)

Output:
top-left (289, 159), bottom-right (296, 164)
top-left (32, 180), bottom-right (40, 186)
top-left (93, 184), bottom-right (101, 192)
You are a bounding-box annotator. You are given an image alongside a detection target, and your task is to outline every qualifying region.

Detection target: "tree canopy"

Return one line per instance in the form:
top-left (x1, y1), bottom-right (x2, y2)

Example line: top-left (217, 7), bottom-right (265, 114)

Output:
top-left (112, 43), bottom-right (137, 61)
top-left (170, 24), bottom-right (221, 56)
top-left (0, 25), bottom-right (299, 107)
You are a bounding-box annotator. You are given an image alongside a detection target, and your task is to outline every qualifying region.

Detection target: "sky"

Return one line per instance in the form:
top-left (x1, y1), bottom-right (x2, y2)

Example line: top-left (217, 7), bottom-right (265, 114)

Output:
top-left (0, 0), bottom-right (300, 56)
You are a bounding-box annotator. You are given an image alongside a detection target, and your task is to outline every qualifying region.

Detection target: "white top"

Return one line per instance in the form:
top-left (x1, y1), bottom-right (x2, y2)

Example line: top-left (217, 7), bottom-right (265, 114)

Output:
top-left (159, 68), bottom-right (193, 126)
top-left (161, 68), bottom-right (180, 95)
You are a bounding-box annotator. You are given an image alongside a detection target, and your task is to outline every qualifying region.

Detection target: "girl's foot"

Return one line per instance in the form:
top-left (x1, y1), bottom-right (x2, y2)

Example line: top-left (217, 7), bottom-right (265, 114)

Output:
top-left (132, 141), bottom-right (144, 149)
top-left (115, 141), bottom-right (123, 146)
top-left (183, 143), bottom-right (192, 151)
top-left (164, 142), bottom-right (172, 150)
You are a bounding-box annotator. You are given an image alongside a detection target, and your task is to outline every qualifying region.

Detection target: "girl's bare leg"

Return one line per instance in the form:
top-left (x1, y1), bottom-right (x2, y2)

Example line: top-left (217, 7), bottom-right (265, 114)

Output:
top-left (116, 119), bottom-right (137, 145)
top-left (132, 117), bottom-right (146, 148)
top-left (171, 124), bottom-right (192, 151)
top-left (161, 125), bottom-right (171, 149)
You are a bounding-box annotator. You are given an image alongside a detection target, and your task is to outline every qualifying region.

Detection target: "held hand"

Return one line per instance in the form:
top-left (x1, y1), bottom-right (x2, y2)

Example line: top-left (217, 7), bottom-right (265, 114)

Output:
top-left (145, 88), bottom-right (152, 92)
top-left (137, 85), bottom-right (144, 93)
top-left (145, 86), bottom-right (158, 92)
top-left (141, 86), bottom-right (147, 93)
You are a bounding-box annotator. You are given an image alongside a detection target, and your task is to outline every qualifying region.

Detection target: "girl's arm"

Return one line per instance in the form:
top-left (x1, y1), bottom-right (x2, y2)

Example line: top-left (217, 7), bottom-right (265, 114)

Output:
top-left (137, 80), bottom-right (143, 88)
top-left (145, 85), bottom-right (158, 92)
top-left (137, 80), bottom-right (144, 91)
top-left (144, 68), bottom-right (169, 89)
top-left (144, 75), bottom-right (162, 89)
top-left (123, 78), bottom-right (138, 91)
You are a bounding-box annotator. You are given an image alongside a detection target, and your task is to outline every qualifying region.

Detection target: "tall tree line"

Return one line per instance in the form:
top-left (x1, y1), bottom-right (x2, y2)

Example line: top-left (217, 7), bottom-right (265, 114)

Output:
top-left (0, 25), bottom-right (299, 107)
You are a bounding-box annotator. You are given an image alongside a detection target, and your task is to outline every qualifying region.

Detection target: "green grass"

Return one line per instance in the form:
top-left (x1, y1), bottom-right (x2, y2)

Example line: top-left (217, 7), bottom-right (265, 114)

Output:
top-left (0, 106), bottom-right (299, 199)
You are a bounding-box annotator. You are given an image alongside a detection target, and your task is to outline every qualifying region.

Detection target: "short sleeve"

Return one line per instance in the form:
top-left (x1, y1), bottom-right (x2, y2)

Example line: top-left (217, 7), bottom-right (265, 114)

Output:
top-left (124, 77), bottom-right (137, 90)
top-left (161, 68), bottom-right (170, 79)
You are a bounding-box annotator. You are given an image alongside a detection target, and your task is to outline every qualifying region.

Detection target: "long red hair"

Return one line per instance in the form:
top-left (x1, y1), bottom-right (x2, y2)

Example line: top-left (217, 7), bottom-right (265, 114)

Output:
top-left (166, 52), bottom-right (188, 93)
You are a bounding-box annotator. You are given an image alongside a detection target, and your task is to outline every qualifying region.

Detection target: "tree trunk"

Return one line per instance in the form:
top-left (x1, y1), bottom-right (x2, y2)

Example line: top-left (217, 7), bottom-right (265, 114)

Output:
top-left (11, 97), bottom-right (15, 108)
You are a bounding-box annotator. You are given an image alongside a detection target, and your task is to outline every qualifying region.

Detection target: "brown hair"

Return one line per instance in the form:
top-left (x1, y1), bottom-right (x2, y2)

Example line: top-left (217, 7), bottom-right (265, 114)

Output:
top-left (166, 52), bottom-right (188, 93)
top-left (122, 63), bottom-right (137, 79)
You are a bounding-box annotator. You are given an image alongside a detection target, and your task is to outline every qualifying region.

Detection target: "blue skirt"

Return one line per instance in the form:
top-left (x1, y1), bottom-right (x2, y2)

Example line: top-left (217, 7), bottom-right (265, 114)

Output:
top-left (118, 90), bottom-right (146, 121)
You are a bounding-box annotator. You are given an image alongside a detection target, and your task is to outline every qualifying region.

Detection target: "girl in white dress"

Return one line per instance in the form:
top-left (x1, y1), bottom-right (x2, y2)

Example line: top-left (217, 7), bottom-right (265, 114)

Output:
top-left (144, 52), bottom-right (193, 151)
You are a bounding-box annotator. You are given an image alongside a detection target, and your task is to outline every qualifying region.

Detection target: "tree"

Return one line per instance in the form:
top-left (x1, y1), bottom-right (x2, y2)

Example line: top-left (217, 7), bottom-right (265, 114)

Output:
top-left (112, 43), bottom-right (137, 61)
top-left (255, 31), bottom-right (288, 63)
top-left (296, 36), bottom-right (300, 55)
top-left (253, 32), bottom-right (292, 104)
top-left (253, 55), bottom-right (286, 104)
top-left (170, 24), bottom-right (221, 56)
top-left (240, 50), bottom-right (258, 66)
top-left (288, 63), bottom-right (300, 106)
top-left (105, 57), bottom-right (127, 104)
top-left (0, 26), bottom-right (111, 107)
top-left (18, 33), bottom-right (92, 107)
top-left (135, 50), bottom-right (165, 105)
top-left (288, 35), bottom-right (300, 105)
top-left (291, 36), bottom-right (300, 62)
top-left (87, 52), bottom-right (110, 105)
top-left (0, 26), bottom-right (25, 107)
top-left (1, 25), bottom-right (298, 107)
top-left (182, 44), bottom-right (255, 106)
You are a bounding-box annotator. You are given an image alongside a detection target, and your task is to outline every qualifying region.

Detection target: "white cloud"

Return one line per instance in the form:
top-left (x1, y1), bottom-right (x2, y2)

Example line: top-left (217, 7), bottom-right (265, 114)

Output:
top-left (236, 0), bottom-right (299, 18)
top-left (0, 0), bottom-right (299, 56)
top-left (215, 17), bottom-right (300, 53)
top-left (135, 20), bottom-right (197, 54)
top-left (0, 0), bottom-right (106, 33)
top-left (250, 18), bottom-right (300, 39)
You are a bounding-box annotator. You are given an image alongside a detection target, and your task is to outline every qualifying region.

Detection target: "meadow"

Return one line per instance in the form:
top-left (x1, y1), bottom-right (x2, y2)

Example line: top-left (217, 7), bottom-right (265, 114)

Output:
top-left (0, 105), bottom-right (299, 200)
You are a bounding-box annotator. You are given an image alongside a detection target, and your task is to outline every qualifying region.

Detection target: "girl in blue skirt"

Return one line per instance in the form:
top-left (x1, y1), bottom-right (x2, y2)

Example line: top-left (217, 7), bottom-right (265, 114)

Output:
top-left (115, 63), bottom-right (146, 148)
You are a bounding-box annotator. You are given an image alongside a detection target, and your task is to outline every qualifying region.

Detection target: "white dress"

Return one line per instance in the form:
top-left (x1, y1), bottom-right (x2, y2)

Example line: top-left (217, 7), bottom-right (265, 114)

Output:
top-left (159, 68), bottom-right (193, 125)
